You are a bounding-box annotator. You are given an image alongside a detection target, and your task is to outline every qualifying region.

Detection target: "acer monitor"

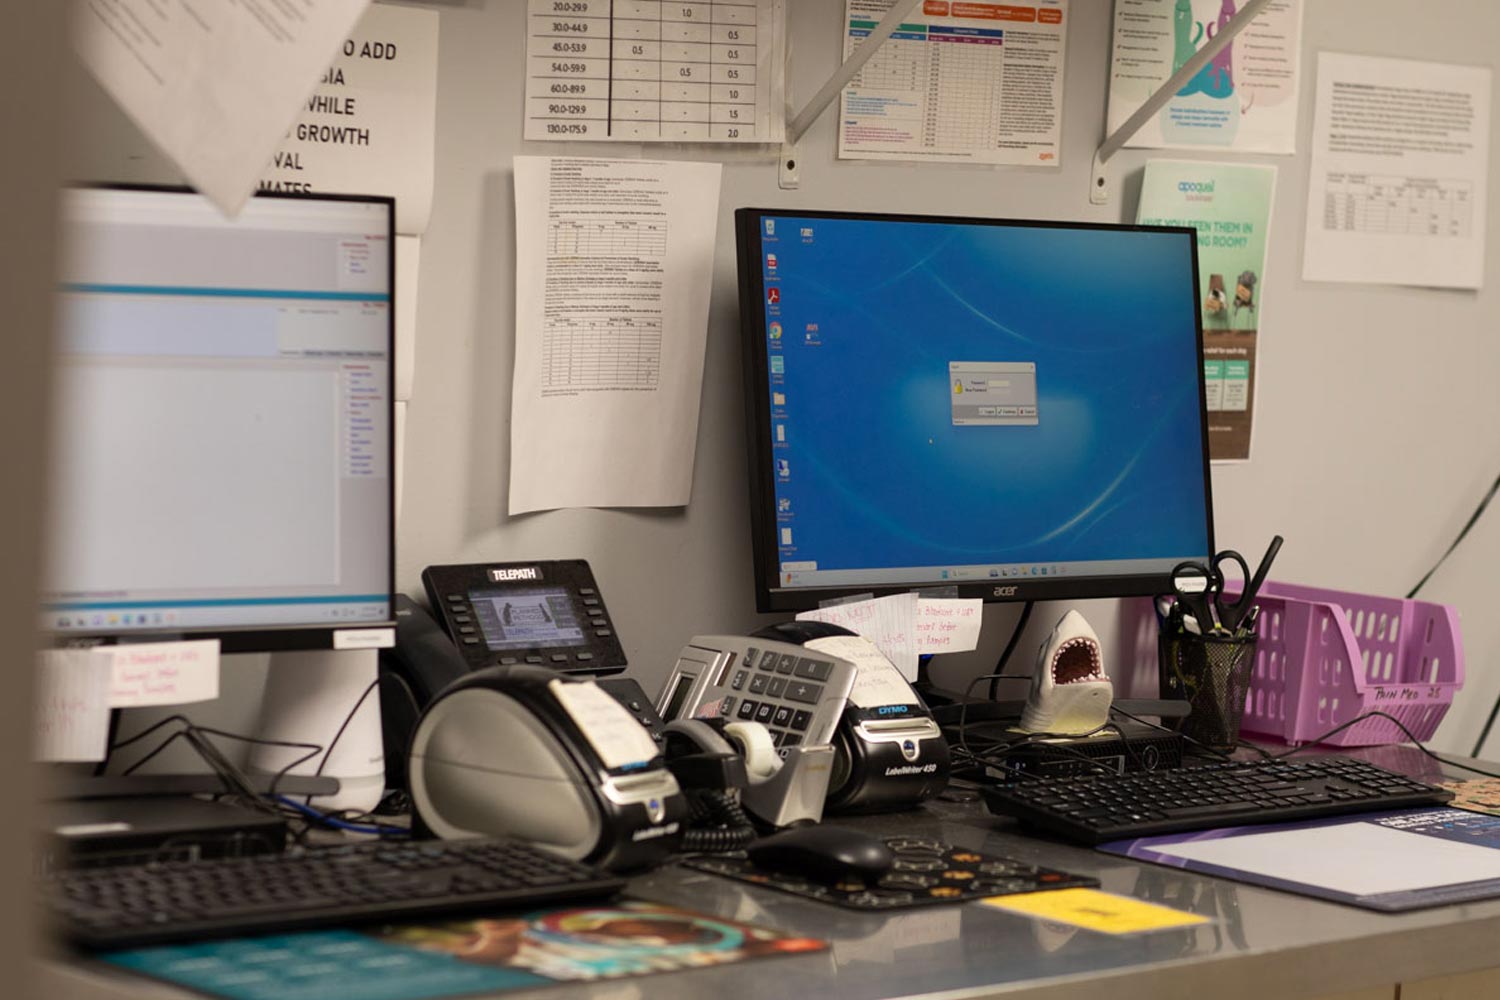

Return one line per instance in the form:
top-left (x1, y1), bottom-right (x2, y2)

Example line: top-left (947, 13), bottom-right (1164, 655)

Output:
top-left (736, 208), bottom-right (1214, 613)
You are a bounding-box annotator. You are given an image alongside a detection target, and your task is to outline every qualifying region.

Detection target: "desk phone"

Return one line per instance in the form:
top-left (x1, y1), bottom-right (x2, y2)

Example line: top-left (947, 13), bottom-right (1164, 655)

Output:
top-left (421, 560), bottom-right (625, 675)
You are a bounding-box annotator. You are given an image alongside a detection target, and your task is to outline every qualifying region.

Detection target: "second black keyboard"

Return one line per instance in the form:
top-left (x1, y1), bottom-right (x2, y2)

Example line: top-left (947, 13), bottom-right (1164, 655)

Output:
top-left (980, 755), bottom-right (1453, 845)
top-left (47, 837), bottom-right (625, 951)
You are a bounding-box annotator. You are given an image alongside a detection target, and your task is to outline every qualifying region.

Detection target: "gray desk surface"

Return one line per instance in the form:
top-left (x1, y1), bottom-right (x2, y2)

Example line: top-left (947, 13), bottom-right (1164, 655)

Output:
top-left (43, 744), bottom-right (1500, 1000)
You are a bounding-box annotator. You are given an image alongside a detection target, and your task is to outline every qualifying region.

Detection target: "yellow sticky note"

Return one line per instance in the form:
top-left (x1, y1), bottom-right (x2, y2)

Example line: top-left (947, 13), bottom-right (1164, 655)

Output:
top-left (981, 888), bottom-right (1210, 935)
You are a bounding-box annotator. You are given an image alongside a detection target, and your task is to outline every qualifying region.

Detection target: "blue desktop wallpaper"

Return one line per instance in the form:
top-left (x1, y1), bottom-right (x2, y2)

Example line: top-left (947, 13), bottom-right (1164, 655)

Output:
top-left (757, 215), bottom-right (1211, 575)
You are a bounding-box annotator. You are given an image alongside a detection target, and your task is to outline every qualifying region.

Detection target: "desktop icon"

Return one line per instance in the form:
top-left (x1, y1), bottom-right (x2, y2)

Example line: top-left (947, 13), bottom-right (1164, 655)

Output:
top-left (776, 459), bottom-right (790, 479)
top-left (769, 322), bottom-right (782, 340)
top-left (777, 497), bottom-right (791, 513)
top-left (780, 528), bottom-right (793, 546)
top-left (772, 392), bottom-right (786, 406)
top-left (770, 355), bottom-right (784, 374)
top-left (800, 227), bottom-right (813, 239)
top-left (775, 424), bottom-right (786, 443)
top-left (765, 219), bottom-right (775, 236)
top-left (767, 287), bottom-right (780, 305)
top-left (766, 253), bottom-right (778, 272)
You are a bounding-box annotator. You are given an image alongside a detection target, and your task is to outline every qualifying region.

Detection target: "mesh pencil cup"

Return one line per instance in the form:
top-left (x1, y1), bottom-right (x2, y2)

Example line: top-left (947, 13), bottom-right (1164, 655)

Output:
top-left (1159, 628), bottom-right (1258, 752)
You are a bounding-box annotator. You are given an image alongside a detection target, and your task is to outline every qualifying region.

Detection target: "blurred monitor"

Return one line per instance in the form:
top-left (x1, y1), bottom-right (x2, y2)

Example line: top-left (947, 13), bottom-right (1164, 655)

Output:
top-left (44, 186), bottom-right (395, 652)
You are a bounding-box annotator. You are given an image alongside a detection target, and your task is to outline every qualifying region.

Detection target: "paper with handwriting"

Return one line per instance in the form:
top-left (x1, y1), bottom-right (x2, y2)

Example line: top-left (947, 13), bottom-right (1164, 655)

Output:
top-left (35, 650), bottom-right (113, 763)
top-left (107, 640), bottom-right (221, 708)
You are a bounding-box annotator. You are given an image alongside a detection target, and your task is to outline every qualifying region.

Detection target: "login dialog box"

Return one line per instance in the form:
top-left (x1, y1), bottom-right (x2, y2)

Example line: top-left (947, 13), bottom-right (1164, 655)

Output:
top-left (950, 361), bottom-right (1038, 426)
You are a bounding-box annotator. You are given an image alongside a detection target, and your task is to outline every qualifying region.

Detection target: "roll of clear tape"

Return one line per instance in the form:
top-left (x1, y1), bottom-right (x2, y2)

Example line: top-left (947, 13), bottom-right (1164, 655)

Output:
top-left (723, 720), bottom-right (783, 779)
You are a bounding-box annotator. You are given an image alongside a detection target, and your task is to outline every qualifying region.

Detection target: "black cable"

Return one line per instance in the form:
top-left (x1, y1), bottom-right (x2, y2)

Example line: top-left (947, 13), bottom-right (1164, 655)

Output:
top-left (1107, 705), bottom-right (1239, 761)
top-left (987, 602), bottom-right (1034, 701)
top-left (1408, 466), bottom-right (1500, 599)
top-left (679, 790), bottom-right (756, 854)
top-left (1264, 709), bottom-right (1500, 779)
top-left (312, 679), bottom-right (381, 782)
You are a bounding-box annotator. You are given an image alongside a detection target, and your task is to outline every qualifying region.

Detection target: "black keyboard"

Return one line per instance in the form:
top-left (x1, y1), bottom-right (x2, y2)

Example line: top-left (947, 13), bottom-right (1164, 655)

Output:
top-left (46, 837), bottom-right (625, 950)
top-left (980, 756), bottom-right (1453, 845)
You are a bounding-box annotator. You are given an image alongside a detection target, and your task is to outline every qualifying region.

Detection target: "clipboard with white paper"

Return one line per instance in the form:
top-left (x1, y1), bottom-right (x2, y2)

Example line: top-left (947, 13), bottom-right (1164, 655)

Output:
top-left (1100, 808), bottom-right (1500, 912)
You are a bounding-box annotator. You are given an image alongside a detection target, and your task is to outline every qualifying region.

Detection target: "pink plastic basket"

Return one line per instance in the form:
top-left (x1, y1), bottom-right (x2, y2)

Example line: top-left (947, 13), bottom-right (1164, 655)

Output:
top-left (1125, 581), bottom-right (1464, 747)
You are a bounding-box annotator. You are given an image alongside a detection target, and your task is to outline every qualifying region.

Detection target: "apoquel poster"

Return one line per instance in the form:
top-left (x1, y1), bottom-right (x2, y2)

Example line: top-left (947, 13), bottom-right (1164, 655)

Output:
top-left (1138, 161), bottom-right (1277, 462)
top-left (1107, 0), bottom-right (1301, 154)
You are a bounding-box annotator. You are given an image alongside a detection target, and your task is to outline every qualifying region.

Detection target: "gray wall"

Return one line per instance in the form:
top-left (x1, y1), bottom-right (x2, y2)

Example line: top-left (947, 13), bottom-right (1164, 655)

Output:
top-left (68, 1), bottom-right (1500, 757)
top-left (4, 1), bottom-right (65, 991)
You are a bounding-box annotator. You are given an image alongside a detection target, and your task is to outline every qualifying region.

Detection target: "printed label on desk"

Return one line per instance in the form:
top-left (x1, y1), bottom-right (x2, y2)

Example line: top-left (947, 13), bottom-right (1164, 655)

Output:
top-left (981, 887), bottom-right (1210, 934)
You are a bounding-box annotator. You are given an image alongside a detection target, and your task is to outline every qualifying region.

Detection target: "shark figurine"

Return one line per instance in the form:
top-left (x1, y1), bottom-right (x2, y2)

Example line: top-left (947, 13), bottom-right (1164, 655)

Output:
top-left (1019, 610), bottom-right (1113, 735)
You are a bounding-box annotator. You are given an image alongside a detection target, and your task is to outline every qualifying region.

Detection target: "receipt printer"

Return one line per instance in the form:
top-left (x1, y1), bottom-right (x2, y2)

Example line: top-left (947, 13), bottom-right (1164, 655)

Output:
top-left (660, 621), bottom-right (949, 814)
top-left (408, 665), bottom-right (688, 871)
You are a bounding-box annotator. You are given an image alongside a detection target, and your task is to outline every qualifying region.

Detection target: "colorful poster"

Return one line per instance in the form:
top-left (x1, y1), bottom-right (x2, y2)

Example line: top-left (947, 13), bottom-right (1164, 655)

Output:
top-left (1107, 0), bottom-right (1302, 154)
top-left (106, 902), bottom-right (826, 1000)
top-left (838, 0), bottom-right (1068, 166)
top-left (1137, 160), bottom-right (1277, 462)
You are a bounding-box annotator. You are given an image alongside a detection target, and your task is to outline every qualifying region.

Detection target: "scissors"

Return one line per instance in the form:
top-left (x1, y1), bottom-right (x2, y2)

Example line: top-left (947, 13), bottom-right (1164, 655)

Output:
top-left (1170, 561), bottom-right (1223, 634)
top-left (1170, 550), bottom-right (1251, 634)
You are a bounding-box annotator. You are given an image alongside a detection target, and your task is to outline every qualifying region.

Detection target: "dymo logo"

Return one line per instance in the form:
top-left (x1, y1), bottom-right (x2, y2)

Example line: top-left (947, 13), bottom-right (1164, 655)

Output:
top-left (1178, 180), bottom-right (1216, 193)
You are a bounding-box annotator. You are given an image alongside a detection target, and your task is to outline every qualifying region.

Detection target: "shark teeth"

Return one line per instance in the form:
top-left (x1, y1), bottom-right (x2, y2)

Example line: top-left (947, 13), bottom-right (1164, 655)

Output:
top-left (1052, 636), bottom-right (1104, 685)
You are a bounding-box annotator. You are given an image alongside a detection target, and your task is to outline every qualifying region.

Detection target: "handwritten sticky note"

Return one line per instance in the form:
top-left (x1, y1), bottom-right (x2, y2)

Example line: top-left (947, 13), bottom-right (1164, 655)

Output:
top-left (107, 640), bottom-right (220, 708)
top-left (914, 598), bottom-right (983, 654)
top-left (982, 888), bottom-right (1210, 934)
top-left (35, 649), bottom-right (113, 762)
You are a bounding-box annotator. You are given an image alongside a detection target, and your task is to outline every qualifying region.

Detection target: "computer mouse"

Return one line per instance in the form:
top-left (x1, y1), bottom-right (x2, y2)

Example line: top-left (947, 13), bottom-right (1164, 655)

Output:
top-left (746, 825), bottom-right (896, 884)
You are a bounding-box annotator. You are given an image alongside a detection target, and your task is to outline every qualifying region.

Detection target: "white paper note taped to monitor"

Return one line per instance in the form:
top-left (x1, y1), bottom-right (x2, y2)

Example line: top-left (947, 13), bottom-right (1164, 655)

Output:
top-left (805, 634), bottom-right (917, 710)
top-left (549, 679), bottom-right (660, 770)
top-left (107, 640), bottom-right (220, 709)
top-left (914, 598), bottom-right (983, 654)
top-left (797, 593), bottom-right (918, 680)
top-left (35, 650), bottom-right (113, 763)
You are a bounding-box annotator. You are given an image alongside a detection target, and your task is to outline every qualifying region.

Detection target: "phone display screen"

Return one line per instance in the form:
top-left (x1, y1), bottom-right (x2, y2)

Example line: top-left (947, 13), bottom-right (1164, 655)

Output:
top-left (469, 587), bottom-right (584, 650)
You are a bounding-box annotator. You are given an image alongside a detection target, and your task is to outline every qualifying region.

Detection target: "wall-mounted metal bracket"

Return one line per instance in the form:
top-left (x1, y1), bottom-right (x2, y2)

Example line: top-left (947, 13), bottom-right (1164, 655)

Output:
top-left (1090, 0), bottom-right (1274, 206)
top-left (778, 0), bottom-right (922, 190)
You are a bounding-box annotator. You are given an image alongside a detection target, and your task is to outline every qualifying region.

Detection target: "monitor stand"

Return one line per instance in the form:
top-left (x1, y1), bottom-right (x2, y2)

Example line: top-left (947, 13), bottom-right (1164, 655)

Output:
top-left (245, 648), bottom-right (386, 814)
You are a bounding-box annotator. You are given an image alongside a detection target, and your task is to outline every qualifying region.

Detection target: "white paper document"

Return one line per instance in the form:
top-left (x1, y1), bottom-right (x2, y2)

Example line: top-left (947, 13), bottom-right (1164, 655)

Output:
top-left (524, 0), bottom-right (786, 143)
top-left (509, 157), bottom-right (723, 514)
top-left (1303, 53), bottom-right (1491, 289)
top-left (1107, 0), bottom-right (1302, 154)
top-left (260, 3), bottom-right (440, 235)
top-left (838, 0), bottom-right (1068, 166)
top-left (75, 0), bottom-right (373, 217)
top-left (107, 640), bottom-right (221, 708)
top-left (395, 236), bottom-right (421, 402)
top-left (35, 650), bottom-right (113, 763)
top-left (1160, 821), bottom-right (1500, 896)
top-left (805, 635), bottom-right (918, 710)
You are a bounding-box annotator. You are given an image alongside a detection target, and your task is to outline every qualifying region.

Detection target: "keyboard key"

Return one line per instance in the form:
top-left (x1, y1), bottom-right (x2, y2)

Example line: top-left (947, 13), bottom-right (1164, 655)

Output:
top-left (772, 706), bottom-right (793, 727)
top-left (790, 711), bottom-right (812, 732)
top-left (754, 703), bottom-right (775, 725)
top-left (776, 654), bottom-right (798, 675)
top-left (749, 674), bottom-right (769, 695)
top-left (767, 677), bottom-right (788, 698)
top-left (737, 700), bottom-right (758, 720)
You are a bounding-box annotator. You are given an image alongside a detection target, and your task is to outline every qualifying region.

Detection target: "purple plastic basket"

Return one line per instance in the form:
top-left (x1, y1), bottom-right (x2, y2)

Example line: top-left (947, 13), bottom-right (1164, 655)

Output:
top-left (1125, 581), bottom-right (1464, 747)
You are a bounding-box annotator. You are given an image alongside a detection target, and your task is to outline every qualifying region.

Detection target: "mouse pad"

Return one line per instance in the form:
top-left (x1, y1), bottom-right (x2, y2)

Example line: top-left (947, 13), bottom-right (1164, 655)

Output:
top-left (682, 837), bottom-right (1097, 910)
